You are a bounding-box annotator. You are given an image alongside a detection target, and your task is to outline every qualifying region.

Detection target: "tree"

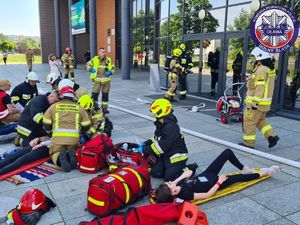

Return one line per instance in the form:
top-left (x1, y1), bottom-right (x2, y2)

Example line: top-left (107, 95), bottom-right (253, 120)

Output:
top-left (0, 40), bottom-right (16, 51)
top-left (18, 37), bottom-right (40, 49)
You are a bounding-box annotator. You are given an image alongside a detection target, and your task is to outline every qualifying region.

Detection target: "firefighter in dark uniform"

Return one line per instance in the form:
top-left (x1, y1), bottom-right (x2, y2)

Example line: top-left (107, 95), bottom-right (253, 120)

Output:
top-left (209, 49), bottom-right (220, 96)
top-left (10, 72), bottom-right (39, 107)
top-left (178, 43), bottom-right (193, 100)
top-left (136, 98), bottom-right (197, 181)
top-left (17, 92), bottom-right (60, 147)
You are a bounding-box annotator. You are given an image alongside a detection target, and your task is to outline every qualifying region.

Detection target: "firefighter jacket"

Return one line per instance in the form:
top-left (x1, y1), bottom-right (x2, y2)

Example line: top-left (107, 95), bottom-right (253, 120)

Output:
top-left (61, 53), bottom-right (75, 69)
top-left (169, 58), bottom-right (183, 78)
top-left (180, 51), bottom-right (193, 75)
top-left (245, 63), bottom-right (276, 112)
top-left (87, 108), bottom-right (105, 137)
top-left (43, 98), bottom-right (91, 145)
top-left (0, 89), bottom-right (10, 120)
top-left (17, 95), bottom-right (50, 138)
top-left (10, 81), bottom-right (38, 107)
top-left (73, 83), bottom-right (88, 98)
top-left (87, 56), bottom-right (114, 83)
top-left (143, 113), bottom-right (188, 168)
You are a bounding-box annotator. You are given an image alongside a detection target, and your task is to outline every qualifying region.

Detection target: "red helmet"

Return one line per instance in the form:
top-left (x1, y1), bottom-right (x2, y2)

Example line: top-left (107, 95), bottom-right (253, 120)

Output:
top-left (19, 189), bottom-right (48, 214)
top-left (65, 47), bottom-right (72, 52)
top-left (59, 85), bottom-right (75, 98)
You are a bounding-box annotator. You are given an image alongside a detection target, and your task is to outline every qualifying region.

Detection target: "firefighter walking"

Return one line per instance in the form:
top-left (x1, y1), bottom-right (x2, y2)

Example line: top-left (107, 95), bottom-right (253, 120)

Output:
top-left (164, 48), bottom-right (183, 102)
top-left (241, 47), bottom-right (279, 149)
top-left (178, 43), bottom-right (193, 100)
top-left (86, 48), bottom-right (114, 113)
top-left (43, 79), bottom-right (91, 172)
top-left (61, 47), bottom-right (75, 81)
top-left (25, 48), bottom-right (34, 72)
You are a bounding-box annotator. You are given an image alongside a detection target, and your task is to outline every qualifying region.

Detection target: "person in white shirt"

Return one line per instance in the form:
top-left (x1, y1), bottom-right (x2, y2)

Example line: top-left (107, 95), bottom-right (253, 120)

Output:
top-left (48, 54), bottom-right (62, 77)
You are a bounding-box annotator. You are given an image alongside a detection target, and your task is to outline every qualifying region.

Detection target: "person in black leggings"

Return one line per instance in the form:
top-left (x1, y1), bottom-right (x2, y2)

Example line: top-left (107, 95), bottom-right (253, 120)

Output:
top-left (0, 138), bottom-right (50, 175)
top-left (156, 148), bottom-right (280, 202)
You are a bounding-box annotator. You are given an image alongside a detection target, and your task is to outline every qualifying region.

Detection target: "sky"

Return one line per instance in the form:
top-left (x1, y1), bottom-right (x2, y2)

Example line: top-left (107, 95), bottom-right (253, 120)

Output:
top-left (0, 0), bottom-right (40, 36)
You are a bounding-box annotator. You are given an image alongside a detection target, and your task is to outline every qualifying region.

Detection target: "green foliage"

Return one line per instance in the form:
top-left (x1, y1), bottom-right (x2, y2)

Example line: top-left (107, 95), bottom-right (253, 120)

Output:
top-left (0, 40), bottom-right (16, 51)
top-left (18, 37), bottom-right (40, 49)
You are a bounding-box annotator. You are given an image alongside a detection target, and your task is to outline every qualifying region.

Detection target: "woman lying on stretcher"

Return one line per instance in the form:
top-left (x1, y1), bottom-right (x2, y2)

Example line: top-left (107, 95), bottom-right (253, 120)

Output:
top-left (156, 148), bottom-right (280, 202)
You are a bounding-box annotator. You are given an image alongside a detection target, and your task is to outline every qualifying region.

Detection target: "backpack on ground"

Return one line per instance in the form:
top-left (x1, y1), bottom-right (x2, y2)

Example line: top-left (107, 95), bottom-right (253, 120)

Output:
top-left (76, 134), bottom-right (113, 173)
top-left (87, 164), bottom-right (151, 217)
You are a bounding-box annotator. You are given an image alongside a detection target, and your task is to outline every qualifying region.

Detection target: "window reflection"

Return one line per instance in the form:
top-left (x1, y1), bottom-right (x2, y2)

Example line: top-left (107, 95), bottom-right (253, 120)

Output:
top-left (159, 18), bottom-right (169, 37)
top-left (160, 0), bottom-right (169, 20)
top-left (227, 4), bottom-right (251, 31)
top-left (208, 8), bottom-right (225, 32)
top-left (170, 0), bottom-right (179, 16)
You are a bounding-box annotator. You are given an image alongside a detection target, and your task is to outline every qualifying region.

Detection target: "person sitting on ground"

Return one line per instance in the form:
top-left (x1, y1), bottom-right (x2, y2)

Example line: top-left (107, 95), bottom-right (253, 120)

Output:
top-left (156, 148), bottom-right (280, 203)
top-left (17, 91), bottom-right (60, 147)
top-left (0, 137), bottom-right (50, 175)
top-left (77, 94), bottom-right (113, 141)
top-left (0, 80), bottom-right (21, 124)
top-left (46, 74), bottom-right (88, 99)
top-left (135, 98), bottom-right (198, 181)
top-left (10, 72), bottom-right (39, 107)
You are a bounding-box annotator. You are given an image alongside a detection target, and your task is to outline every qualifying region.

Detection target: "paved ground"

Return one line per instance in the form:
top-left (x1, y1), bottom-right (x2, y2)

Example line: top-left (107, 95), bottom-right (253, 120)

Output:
top-left (0, 64), bottom-right (300, 225)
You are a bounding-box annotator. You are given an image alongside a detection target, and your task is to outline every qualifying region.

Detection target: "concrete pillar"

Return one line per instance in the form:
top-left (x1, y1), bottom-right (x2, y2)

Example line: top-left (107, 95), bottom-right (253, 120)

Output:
top-left (121, 0), bottom-right (130, 80)
top-left (68, 0), bottom-right (76, 67)
top-left (89, 0), bottom-right (97, 58)
top-left (54, 0), bottom-right (61, 57)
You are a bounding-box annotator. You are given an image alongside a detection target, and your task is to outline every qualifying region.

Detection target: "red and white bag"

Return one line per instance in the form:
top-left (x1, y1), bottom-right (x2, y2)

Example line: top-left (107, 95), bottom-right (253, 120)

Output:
top-left (87, 164), bottom-right (151, 216)
top-left (76, 134), bottom-right (113, 173)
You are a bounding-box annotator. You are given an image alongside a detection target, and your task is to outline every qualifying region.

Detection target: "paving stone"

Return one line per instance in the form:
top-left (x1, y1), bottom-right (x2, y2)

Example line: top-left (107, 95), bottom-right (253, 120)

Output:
top-left (264, 218), bottom-right (297, 225)
top-left (0, 178), bottom-right (45, 193)
top-left (251, 182), bottom-right (300, 216)
top-left (287, 211), bottom-right (300, 225)
top-left (204, 197), bottom-right (280, 225)
top-left (65, 215), bottom-right (95, 225)
top-left (44, 169), bottom-right (86, 183)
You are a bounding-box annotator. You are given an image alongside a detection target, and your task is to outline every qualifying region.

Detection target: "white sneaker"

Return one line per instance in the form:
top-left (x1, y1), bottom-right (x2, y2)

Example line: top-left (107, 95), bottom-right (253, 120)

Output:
top-left (241, 166), bottom-right (254, 174)
top-left (261, 165), bottom-right (280, 176)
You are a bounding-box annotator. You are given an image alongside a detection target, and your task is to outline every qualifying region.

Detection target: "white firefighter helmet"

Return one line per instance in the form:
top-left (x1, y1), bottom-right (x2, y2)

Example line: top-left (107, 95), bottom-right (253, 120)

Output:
top-left (46, 73), bottom-right (60, 84)
top-left (58, 79), bottom-right (75, 98)
top-left (27, 72), bottom-right (40, 83)
top-left (251, 47), bottom-right (271, 61)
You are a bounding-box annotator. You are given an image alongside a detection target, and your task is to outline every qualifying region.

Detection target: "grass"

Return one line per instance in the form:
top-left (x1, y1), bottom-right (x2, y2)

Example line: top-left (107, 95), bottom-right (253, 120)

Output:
top-left (0, 54), bottom-right (41, 64)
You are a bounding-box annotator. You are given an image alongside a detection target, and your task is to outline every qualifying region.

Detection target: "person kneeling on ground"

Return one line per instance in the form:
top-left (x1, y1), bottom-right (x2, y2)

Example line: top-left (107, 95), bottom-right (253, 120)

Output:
top-left (77, 95), bottom-right (113, 141)
top-left (43, 80), bottom-right (91, 172)
top-left (0, 137), bottom-right (50, 175)
top-left (135, 98), bottom-right (197, 181)
top-left (156, 148), bottom-right (280, 202)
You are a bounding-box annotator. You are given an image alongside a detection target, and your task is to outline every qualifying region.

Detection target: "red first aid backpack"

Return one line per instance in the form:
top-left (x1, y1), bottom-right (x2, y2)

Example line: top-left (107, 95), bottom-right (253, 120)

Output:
top-left (87, 164), bottom-right (151, 217)
top-left (77, 134), bottom-right (113, 173)
top-left (106, 142), bottom-right (151, 169)
top-left (79, 203), bottom-right (181, 225)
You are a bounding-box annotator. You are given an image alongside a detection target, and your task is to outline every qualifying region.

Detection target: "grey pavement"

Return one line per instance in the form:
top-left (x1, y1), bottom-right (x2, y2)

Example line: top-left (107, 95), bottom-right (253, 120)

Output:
top-left (0, 64), bottom-right (299, 225)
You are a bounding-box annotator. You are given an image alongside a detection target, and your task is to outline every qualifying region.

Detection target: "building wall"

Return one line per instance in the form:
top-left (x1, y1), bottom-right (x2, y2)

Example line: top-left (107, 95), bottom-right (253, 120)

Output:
top-left (96, 0), bottom-right (116, 64)
top-left (39, 0), bottom-right (56, 63)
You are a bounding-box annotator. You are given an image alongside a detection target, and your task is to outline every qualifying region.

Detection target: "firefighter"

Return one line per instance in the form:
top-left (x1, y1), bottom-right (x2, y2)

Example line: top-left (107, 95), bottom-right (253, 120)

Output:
top-left (178, 43), bottom-right (193, 100)
top-left (25, 48), bottom-right (34, 72)
top-left (46, 73), bottom-right (88, 98)
top-left (208, 49), bottom-right (220, 96)
top-left (86, 47), bottom-right (114, 113)
top-left (10, 72), bottom-right (39, 107)
top-left (77, 94), bottom-right (113, 139)
top-left (164, 48), bottom-right (183, 102)
top-left (43, 80), bottom-right (91, 172)
top-left (241, 47), bottom-right (279, 149)
top-left (135, 98), bottom-right (197, 181)
top-left (61, 47), bottom-right (75, 81)
top-left (0, 80), bottom-right (21, 124)
top-left (17, 91), bottom-right (60, 147)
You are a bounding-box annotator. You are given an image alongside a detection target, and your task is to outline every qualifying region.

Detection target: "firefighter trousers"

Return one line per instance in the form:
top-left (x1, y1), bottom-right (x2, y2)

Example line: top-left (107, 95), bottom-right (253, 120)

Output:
top-left (26, 59), bottom-right (33, 71)
top-left (50, 144), bottom-right (78, 165)
top-left (165, 73), bottom-right (177, 99)
top-left (178, 74), bottom-right (187, 99)
top-left (243, 106), bottom-right (276, 148)
top-left (92, 81), bottom-right (110, 110)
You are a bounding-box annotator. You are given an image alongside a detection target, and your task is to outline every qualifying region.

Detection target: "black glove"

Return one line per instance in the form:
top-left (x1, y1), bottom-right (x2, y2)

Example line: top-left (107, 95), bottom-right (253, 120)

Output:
top-left (105, 117), bottom-right (113, 130)
top-left (144, 139), bottom-right (153, 146)
top-left (103, 127), bottom-right (112, 137)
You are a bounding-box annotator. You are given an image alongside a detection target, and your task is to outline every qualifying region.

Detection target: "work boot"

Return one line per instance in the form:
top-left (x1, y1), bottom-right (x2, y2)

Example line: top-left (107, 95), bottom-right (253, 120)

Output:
top-left (64, 74), bottom-right (69, 79)
top-left (187, 163), bottom-right (198, 175)
top-left (103, 109), bottom-right (109, 114)
top-left (58, 152), bottom-right (71, 172)
top-left (67, 150), bottom-right (77, 169)
top-left (211, 91), bottom-right (215, 97)
top-left (268, 136), bottom-right (279, 148)
top-left (238, 142), bottom-right (254, 149)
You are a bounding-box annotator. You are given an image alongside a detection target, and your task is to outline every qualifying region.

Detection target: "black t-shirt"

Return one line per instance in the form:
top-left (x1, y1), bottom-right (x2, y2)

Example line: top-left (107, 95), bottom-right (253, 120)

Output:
top-left (0, 90), bottom-right (11, 105)
top-left (177, 172), bottom-right (219, 200)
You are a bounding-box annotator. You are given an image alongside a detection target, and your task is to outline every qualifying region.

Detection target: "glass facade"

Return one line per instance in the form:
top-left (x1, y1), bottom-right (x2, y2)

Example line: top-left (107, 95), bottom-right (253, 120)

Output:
top-left (130, 0), bottom-right (300, 119)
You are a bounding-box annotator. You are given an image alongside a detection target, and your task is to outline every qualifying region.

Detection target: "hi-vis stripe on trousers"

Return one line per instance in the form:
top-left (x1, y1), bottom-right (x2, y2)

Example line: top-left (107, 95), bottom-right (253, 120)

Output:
top-left (243, 107), bottom-right (276, 148)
